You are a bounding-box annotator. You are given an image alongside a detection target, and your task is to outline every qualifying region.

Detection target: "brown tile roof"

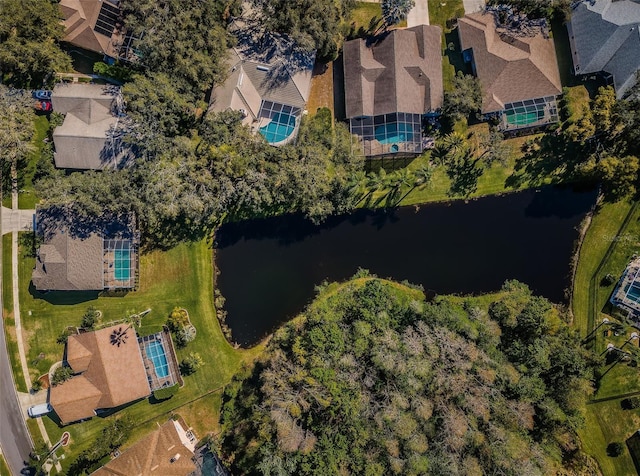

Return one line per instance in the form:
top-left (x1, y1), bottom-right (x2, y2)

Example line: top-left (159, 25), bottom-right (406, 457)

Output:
top-left (60, 0), bottom-right (119, 57)
top-left (91, 420), bottom-right (196, 476)
top-left (458, 12), bottom-right (562, 113)
top-left (343, 25), bottom-right (444, 118)
top-left (51, 325), bottom-right (150, 424)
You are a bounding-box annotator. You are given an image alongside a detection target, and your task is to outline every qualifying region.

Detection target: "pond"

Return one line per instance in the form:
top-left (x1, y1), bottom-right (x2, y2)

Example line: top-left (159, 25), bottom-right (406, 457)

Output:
top-left (215, 186), bottom-right (597, 346)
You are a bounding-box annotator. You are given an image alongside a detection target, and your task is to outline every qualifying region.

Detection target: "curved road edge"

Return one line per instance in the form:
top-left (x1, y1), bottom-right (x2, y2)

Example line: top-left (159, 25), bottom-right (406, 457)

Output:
top-left (0, 206), bottom-right (35, 474)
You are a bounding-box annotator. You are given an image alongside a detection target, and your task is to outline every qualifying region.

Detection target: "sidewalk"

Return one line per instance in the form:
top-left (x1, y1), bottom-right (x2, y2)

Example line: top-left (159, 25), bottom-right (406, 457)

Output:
top-left (2, 206), bottom-right (34, 234)
top-left (407, 0), bottom-right (429, 26)
top-left (463, 0), bottom-right (485, 14)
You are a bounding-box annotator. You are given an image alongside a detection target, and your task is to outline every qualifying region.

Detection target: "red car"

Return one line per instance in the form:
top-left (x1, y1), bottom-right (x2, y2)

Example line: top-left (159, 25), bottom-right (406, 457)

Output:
top-left (34, 100), bottom-right (52, 112)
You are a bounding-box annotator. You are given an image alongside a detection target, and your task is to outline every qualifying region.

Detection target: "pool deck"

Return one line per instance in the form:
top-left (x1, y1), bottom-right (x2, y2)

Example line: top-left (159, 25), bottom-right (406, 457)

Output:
top-left (611, 258), bottom-right (640, 319)
top-left (138, 329), bottom-right (183, 391)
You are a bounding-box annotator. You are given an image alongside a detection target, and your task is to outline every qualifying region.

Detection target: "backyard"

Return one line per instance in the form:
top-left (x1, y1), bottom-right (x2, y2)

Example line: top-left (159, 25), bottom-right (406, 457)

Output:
top-left (573, 199), bottom-right (640, 475)
top-left (5, 237), bottom-right (263, 473)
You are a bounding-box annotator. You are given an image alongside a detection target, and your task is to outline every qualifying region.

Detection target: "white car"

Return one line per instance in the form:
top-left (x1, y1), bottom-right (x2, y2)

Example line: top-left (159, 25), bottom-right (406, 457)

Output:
top-left (27, 403), bottom-right (52, 418)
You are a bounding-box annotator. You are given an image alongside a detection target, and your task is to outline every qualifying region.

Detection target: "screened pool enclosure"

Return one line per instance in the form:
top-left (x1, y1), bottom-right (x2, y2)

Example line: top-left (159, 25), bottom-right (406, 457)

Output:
top-left (350, 113), bottom-right (424, 158)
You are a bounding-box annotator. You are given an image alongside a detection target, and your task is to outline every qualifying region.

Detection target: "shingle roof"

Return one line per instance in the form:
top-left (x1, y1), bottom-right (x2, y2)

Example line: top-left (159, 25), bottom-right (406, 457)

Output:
top-left (343, 25), bottom-right (444, 118)
top-left (51, 325), bottom-right (150, 424)
top-left (51, 83), bottom-right (131, 170)
top-left (91, 420), bottom-right (196, 476)
top-left (209, 20), bottom-right (315, 122)
top-left (32, 208), bottom-right (135, 292)
top-left (458, 12), bottom-right (562, 113)
top-left (59, 0), bottom-right (120, 57)
top-left (568, 0), bottom-right (640, 98)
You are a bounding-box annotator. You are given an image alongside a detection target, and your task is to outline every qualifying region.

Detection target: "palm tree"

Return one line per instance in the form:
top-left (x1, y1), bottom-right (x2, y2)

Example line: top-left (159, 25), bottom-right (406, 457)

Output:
top-left (382, 0), bottom-right (415, 28)
top-left (442, 132), bottom-right (467, 163)
top-left (386, 168), bottom-right (414, 205)
top-left (413, 164), bottom-right (433, 188)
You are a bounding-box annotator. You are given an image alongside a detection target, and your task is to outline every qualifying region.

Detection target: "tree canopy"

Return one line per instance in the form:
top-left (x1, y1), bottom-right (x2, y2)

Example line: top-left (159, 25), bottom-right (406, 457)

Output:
top-left (120, 0), bottom-right (234, 94)
top-left (220, 277), bottom-right (597, 475)
top-left (0, 0), bottom-right (71, 86)
top-left (249, 0), bottom-right (355, 60)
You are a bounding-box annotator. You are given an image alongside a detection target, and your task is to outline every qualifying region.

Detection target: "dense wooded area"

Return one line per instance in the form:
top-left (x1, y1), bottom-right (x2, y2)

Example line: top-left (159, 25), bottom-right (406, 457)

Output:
top-left (220, 277), bottom-right (599, 475)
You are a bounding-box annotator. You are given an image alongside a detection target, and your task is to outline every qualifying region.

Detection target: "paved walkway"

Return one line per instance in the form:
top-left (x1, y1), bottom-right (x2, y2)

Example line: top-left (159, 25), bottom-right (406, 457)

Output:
top-left (10, 187), bottom-right (61, 473)
top-left (0, 202), bottom-right (34, 475)
top-left (407, 0), bottom-right (430, 26)
top-left (2, 207), bottom-right (35, 235)
top-left (463, 0), bottom-right (485, 14)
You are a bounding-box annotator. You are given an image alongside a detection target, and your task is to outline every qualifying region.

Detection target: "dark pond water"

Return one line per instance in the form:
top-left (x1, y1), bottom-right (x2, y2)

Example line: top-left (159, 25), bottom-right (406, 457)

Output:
top-left (215, 186), bottom-right (597, 346)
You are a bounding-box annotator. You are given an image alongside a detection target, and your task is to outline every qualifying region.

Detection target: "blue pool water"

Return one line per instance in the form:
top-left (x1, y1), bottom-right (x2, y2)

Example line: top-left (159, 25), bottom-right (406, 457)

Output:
top-left (375, 122), bottom-right (414, 144)
top-left (145, 340), bottom-right (169, 378)
top-left (259, 112), bottom-right (296, 144)
top-left (114, 249), bottom-right (130, 281)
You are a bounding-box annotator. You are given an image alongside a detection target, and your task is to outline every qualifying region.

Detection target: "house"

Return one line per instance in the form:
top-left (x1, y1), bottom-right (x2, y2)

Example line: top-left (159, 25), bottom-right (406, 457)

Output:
top-left (610, 257), bottom-right (640, 319)
top-left (209, 20), bottom-right (315, 145)
top-left (51, 83), bottom-right (131, 170)
top-left (567, 0), bottom-right (640, 98)
top-left (91, 419), bottom-right (197, 475)
top-left (32, 208), bottom-right (139, 292)
top-left (59, 0), bottom-right (124, 58)
top-left (50, 324), bottom-right (150, 424)
top-left (458, 11), bottom-right (562, 131)
top-left (343, 25), bottom-right (444, 158)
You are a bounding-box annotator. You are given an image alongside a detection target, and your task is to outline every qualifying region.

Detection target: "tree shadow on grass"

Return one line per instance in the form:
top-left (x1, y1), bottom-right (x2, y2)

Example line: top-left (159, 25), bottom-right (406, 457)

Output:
top-left (505, 132), bottom-right (586, 189)
top-left (29, 282), bottom-right (99, 305)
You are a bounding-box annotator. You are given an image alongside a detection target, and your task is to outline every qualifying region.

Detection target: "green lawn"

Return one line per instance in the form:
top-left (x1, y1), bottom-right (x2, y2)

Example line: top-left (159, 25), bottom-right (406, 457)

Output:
top-left (349, 2), bottom-right (382, 34)
top-left (10, 237), bottom-right (262, 473)
top-left (18, 114), bottom-right (49, 209)
top-left (571, 199), bottom-right (640, 475)
top-left (361, 130), bottom-right (546, 207)
top-left (0, 452), bottom-right (10, 476)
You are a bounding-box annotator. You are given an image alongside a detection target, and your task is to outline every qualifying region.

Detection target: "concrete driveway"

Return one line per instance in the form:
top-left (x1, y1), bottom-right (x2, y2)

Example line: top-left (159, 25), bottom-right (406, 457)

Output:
top-left (463, 0), bottom-right (485, 14)
top-left (407, 0), bottom-right (430, 26)
top-left (1, 207), bottom-right (35, 235)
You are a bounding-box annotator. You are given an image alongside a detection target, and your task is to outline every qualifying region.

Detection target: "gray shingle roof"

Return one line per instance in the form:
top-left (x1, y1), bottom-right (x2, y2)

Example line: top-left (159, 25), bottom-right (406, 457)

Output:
top-left (568, 0), bottom-right (640, 98)
top-left (343, 25), bottom-right (444, 118)
top-left (32, 209), bottom-right (135, 292)
top-left (51, 83), bottom-right (131, 170)
top-left (209, 20), bottom-right (315, 120)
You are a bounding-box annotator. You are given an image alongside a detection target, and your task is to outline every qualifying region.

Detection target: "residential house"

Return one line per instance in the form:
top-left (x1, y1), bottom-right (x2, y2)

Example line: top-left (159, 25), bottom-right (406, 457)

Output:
top-left (59, 0), bottom-right (124, 58)
top-left (209, 21), bottom-right (315, 145)
top-left (568, 0), bottom-right (640, 98)
top-left (458, 11), bottom-right (562, 131)
top-left (91, 419), bottom-right (197, 475)
top-left (50, 324), bottom-right (150, 424)
top-left (343, 25), bottom-right (444, 158)
top-left (32, 208), bottom-right (139, 292)
top-left (51, 83), bottom-right (131, 170)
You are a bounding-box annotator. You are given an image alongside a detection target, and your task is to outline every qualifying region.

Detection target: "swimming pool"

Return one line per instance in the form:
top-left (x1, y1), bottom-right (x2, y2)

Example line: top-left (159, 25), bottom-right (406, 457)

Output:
top-left (375, 122), bottom-right (414, 144)
top-left (145, 340), bottom-right (169, 378)
top-left (505, 108), bottom-right (544, 126)
top-left (114, 248), bottom-right (130, 281)
top-left (259, 112), bottom-right (296, 144)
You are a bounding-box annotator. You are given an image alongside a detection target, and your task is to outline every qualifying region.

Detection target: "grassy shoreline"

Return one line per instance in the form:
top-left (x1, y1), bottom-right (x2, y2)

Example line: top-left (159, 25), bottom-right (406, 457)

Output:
top-left (572, 198), bottom-right (640, 476)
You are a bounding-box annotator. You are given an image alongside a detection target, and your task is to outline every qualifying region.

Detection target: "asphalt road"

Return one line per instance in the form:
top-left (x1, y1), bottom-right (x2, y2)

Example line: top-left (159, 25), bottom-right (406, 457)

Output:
top-left (0, 204), bottom-right (34, 474)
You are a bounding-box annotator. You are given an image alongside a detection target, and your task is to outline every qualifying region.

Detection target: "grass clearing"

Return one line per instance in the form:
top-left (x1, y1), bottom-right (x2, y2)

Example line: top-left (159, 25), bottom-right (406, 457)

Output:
top-left (19, 114), bottom-right (48, 209)
top-left (307, 63), bottom-right (335, 117)
top-left (11, 237), bottom-right (263, 472)
top-left (0, 452), bottom-right (9, 476)
top-left (349, 2), bottom-right (382, 33)
top-left (572, 199), bottom-right (640, 475)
